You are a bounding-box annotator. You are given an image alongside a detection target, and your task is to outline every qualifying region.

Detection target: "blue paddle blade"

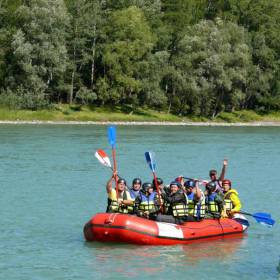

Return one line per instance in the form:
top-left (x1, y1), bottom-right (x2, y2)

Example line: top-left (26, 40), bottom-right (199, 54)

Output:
top-left (145, 151), bottom-right (156, 172)
top-left (253, 212), bottom-right (271, 218)
top-left (108, 126), bottom-right (116, 147)
top-left (253, 214), bottom-right (275, 227)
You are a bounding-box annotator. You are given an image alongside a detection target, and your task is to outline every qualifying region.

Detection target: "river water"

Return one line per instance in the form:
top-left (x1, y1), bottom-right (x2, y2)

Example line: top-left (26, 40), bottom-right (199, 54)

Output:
top-left (0, 125), bottom-right (279, 280)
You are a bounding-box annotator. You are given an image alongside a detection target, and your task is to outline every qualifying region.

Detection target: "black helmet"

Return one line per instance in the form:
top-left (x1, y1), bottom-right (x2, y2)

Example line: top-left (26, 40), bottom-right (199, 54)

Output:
top-left (132, 178), bottom-right (142, 185)
top-left (206, 181), bottom-right (216, 192)
top-left (142, 182), bottom-right (153, 192)
top-left (169, 181), bottom-right (182, 188)
top-left (117, 178), bottom-right (127, 185)
top-left (153, 177), bottom-right (163, 186)
top-left (184, 180), bottom-right (196, 188)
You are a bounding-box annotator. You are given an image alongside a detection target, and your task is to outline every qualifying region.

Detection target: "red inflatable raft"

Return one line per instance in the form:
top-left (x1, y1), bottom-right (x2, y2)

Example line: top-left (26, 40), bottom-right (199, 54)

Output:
top-left (83, 213), bottom-right (249, 245)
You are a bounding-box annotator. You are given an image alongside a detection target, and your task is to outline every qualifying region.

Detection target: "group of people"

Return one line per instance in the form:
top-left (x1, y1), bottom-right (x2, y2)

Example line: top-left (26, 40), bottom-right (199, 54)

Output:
top-left (105, 160), bottom-right (242, 224)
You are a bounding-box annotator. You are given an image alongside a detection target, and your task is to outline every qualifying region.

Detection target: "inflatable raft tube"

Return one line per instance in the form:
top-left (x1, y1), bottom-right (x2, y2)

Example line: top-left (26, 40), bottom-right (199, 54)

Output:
top-left (83, 213), bottom-right (249, 245)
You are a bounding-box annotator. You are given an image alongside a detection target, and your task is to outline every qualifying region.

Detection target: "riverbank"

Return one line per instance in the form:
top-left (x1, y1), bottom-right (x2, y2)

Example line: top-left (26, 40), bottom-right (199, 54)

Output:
top-left (1, 105), bottom-right (280, 126)
top-left (1, 120), bottom-right (280, 126)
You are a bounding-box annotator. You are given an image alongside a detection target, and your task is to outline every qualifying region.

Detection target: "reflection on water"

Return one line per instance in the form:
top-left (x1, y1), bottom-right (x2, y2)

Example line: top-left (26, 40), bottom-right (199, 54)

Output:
top-left (85, 237), bottom-right (247, 278)
top-left (277, 258), bottom-right (280, 276)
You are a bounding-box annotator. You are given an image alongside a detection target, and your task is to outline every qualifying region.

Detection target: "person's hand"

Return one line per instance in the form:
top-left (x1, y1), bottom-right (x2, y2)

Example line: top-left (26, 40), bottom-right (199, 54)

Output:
top-left (223, 159), bottom-right (228, 166)
top-left (158, 197), bottom-right (164, 205)
top-left (143, 211), bottom-right (149, 218)
top-left (228, 210), bottom-right (235, 217)
top-left (221, 210), bottom-right (228, 218)
top-left (112, 170), bottom-right (118, 178)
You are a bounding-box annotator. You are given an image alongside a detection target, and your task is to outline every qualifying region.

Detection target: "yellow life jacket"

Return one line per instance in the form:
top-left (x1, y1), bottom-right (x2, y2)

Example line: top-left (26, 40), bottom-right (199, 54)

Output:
top-left (108, 190), bottom-right (130, 214)
top-left (127, 198), bottom-right (135, 214)
top-left (172, 203), bottom-right (188, 217)
top-left (206, 193), bottom-right (220, 215)
top-left (163, 200), bottom-right (170, 214)
top-left (224, 189), bottom-right (238, 211)
top-left (138, 192), bottom-right (157, 213)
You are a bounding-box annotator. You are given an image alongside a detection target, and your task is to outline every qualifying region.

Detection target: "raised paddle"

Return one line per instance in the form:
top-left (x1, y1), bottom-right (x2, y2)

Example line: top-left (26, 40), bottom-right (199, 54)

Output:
top-left (183, 176), bottom-right (208, 186)
top-left (95, 149), bottom-right (113, 170)
top-left (145, 151), bottom-right (162, 211)
top-left (108, 126), bottom-right (118, 198)
top-left (95, 149), bottom-right (124, 178)
top-left (239, 211), bottom-right (275, 227)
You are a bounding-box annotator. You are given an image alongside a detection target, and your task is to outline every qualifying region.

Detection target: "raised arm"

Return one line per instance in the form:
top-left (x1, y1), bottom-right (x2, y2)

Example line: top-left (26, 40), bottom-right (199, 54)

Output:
top-left (218, 159), bottom-right (228, 181)
top-left (106, 171), bottom-right (118, 194)
top-left (106, 176), bottom-right (114, 193)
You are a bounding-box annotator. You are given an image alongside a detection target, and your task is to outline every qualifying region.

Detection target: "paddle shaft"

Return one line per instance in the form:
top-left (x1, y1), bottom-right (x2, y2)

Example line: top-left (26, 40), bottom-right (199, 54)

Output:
top-left (112, 146), bottom-right (118, 200)
top-left (239, 211), bottom-right (254, 217)
top-left (152, 172), bottom-right (163, 212)
top-left (239, 211), bottom-right (269, 218)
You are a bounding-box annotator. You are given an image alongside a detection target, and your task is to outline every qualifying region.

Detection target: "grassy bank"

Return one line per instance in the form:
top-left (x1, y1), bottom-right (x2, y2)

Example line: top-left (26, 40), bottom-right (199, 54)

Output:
top-left (0, 105), bottom-right (280, 123)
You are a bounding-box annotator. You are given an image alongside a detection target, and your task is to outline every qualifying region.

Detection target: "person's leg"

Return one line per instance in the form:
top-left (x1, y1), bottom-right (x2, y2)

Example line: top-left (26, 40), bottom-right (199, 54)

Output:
top-left (155, 214), bottom-right (177, 224)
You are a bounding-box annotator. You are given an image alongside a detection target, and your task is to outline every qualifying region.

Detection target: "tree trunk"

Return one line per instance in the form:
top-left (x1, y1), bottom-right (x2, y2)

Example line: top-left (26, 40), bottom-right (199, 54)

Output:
top-left (70, 24), bottom-right (77, 104)
top-left (70, 70), bottom-right (75, 104)
top-left (168, 87), bottom-right (175, 114)
top-left (90, 24), bottom-right (96, 89)
top-left (167, 101), bottom-right (171, 114)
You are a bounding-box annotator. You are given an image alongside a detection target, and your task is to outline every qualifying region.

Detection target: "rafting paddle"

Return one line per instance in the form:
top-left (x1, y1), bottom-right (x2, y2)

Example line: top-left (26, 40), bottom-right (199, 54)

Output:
top-left (145, 151), bottom-right (162, 210)
top-left (108, 126), bottom-right (118, 198)
top-left (95, 149), bottom-right (113, 170)
top-left (240, 211), bottom-right (275, 227)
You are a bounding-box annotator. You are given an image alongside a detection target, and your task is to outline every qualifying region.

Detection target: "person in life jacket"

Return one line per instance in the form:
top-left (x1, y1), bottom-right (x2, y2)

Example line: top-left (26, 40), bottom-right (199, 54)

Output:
top-left (134, 182), bottom-right (160, 219)
top-left (152, 177), bottom-right (168, 195)
top-left (106, 173), bottom-right (133, 214)
top-left (184, 180), bottom-right (205, 220)
top-left (205, 181), bottom-right (225, 219)
top-left (127, 178), bottom-right (142, 214)
top-left (207, 159), bottom-right (228, 193)
top-left (222, 179), bottom-right (242, 217)
top-left (156, 181), bottom-right (193, 224)
top-left (129, 178), bottom-right (142, 199)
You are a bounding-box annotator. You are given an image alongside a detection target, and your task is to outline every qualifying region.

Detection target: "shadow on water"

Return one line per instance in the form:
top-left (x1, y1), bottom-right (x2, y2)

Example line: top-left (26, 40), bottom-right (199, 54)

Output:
top-left (83, 237), bottom-right (247, 277)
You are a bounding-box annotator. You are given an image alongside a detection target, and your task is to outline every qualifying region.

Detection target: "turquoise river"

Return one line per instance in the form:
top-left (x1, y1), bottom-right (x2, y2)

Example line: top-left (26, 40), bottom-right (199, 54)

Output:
top-left (0, 125), bottom-right (279, 280)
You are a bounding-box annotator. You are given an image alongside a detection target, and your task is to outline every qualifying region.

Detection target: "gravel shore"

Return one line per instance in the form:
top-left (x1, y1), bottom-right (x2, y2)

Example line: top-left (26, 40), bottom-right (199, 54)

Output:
top-left (1, 120), bottom-right (280, 126)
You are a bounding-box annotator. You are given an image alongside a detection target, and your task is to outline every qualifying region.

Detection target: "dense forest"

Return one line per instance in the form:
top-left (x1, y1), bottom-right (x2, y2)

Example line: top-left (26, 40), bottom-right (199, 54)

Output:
top-left (0, 0), bottom-right (279, 117)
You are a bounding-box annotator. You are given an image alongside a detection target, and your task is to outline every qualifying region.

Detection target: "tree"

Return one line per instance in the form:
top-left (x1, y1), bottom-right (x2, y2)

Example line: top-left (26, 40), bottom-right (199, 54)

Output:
top-left (203, 0), bottom-right (280, 109)
top-left (172, 19), bottom-right (254, 117)
top-left (65, 0), bottom-right (101, 104)
top-left (138, 51), bottom-right (168, 109)
top-left (97, 6), bottom-right (155, 106)
top-left (0, 0), bottom-right (22, 88)
top-left (3, 0), bottom-right (69, 108)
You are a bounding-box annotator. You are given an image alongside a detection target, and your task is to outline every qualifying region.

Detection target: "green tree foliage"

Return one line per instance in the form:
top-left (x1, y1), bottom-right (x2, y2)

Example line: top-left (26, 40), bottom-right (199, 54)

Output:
top-left (0, 0), bottom-right (22, 86)
top-left (97, 6), bottom-right (155, 106)
top-left (172, 19), bottom-right (254, 117)
top-left (203, 0), bottom-right (280, 109)
top-left (0, 0), bottom-right (279, 114)
top-left (65, 0), bottom-right (101, 104)
top-left (3, 0), bottom-right (69, 108)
